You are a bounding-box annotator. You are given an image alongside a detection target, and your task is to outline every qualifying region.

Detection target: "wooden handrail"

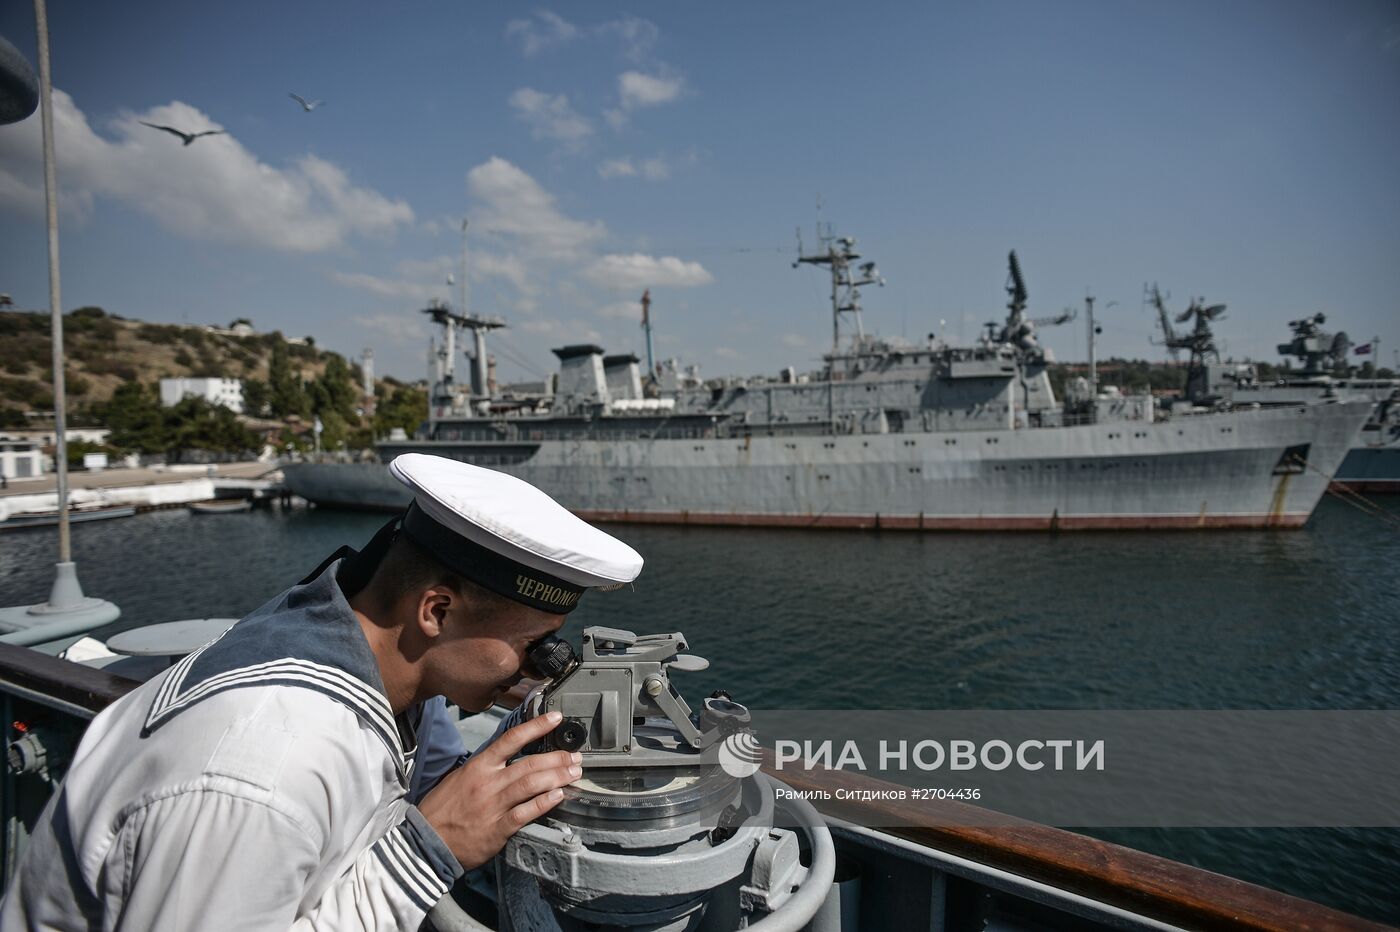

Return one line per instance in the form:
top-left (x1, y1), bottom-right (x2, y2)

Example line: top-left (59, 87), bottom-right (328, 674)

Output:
top-left (3, 664), bottom-right (1389, 930)
top-left (770, 760), bottom-right (1389, 932)
top-left (0, 641), bottom-right (140, 716)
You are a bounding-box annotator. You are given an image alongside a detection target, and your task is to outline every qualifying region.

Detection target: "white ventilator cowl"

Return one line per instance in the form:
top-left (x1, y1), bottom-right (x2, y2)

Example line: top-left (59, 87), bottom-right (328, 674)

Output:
top-left (388, 453), bottom-right (643, 587)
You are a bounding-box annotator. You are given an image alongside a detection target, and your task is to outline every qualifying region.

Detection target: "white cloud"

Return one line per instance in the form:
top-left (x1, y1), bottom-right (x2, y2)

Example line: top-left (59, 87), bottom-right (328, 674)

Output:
top-left (597, 15), bottom-right (660, 62)
top-left (597, 300), bottom-right (643, 320)
top-left (471, 252), bottom-right (532, 293)
top-left (508, 88), bottom-right (592, 145)
top-left (521, 318), bottom-right (601, 342)
top-left (507, 12), bottom-right (660, 63)
top-left (466, 157), bottom-right (604, 259)
top-left (332, 251), bottom-right (532, 302)
top-left (618, 71), bottom-right (684, 110)
top-left (598, 158), bottom-right (637, 179)
top-left (505, 10), bottom-right (579, 56)
top-left (782, 333), bottom-right (808, 348)
top-left (0, 92), bottom-right (413, 252)
top-left (715, 346), bottom-right (739, 359)
top-left (353, 312), bottom-right (429, 346)
top-left (598, 156), bottom-right (672, 180)
top-left (584, 254), bottom-right (714, 290)
top-left (341, 162), bottom-right (707, 355)
top-left (333, 271), bottom-right (436, 301)
top-left (637, 157), bottom-right (672, 180)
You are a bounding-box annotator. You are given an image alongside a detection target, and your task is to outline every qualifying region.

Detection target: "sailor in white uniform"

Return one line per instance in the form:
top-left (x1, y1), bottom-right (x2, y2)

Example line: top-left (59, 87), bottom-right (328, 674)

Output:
top-left (0, 453), bottom-right (644, 931)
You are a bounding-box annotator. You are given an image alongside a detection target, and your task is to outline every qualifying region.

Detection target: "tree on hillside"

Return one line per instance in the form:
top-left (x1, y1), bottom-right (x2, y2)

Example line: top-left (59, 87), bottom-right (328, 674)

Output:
top-left (242, 379), bottom-right (271, 417)
top-left (268, 336), bottom-right (308, 418)
top-left (98, 383), bottom-right (258, 459)
top-left (373, 385), bottom-right (427, 439)
top-left (99, 382), bottom-right (169, 454)
top-left (310, 353), bottom-right (358, 421)
top-left (165, 396), bottom-right (259, 458)
top-left (303, 353), bottom-right (359, 449)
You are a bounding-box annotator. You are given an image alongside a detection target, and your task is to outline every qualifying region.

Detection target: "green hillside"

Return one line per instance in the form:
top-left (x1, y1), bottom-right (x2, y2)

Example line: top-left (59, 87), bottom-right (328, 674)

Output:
top-left (0, 307), bottom-right (426, 453)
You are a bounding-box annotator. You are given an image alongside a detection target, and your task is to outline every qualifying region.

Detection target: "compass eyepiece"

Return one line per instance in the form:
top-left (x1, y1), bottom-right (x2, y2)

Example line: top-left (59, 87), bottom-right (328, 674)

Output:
top-left (525, 633), bottom-right (578, 680)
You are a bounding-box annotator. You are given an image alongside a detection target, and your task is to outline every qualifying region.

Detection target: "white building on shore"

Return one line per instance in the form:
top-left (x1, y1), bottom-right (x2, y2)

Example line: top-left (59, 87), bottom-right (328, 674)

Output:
top-left (159, 377), bottom-right (244, 413)
top-left (0, 428), bottom-right (118, 479)
top-left (0, 437), bottom-right (46, 480)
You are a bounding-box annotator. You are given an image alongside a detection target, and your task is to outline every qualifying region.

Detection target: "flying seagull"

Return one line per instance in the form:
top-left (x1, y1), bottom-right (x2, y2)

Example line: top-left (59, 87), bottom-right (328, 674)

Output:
top-left (288, 92), bottom-right (323, 112)
top-left (139, 121), bottom-right (225, 146)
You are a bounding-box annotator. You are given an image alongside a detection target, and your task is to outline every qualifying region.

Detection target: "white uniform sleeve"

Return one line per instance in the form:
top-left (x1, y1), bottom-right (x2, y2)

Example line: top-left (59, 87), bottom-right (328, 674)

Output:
top-left (107, 789), bottom-right (461, 931)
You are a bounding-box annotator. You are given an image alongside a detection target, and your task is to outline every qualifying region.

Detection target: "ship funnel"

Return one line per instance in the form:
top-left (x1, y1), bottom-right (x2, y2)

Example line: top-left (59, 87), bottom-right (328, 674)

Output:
top-left (552, 345), bottom-right (611, 405)
top-left (602, 353), bottom-right (643, 400)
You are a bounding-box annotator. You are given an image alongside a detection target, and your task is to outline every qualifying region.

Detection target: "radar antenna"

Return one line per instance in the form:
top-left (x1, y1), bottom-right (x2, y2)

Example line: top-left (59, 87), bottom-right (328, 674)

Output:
top-left (794, 223), bottom-right (884, 356)
top-left (1148, 287), bottom-right (1224, 368)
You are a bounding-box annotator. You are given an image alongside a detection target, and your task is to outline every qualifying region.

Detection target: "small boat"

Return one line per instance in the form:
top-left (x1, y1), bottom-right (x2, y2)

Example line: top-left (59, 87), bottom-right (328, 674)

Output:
top-left (188, 498), bottom-right (253, 514)
top-left (0, 504), bottom-right (136, 531)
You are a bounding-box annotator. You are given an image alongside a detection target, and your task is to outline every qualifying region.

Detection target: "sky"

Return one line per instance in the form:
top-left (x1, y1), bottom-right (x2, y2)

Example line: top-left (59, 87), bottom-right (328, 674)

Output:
top-left (1, 0), bottom-right (1398, 384)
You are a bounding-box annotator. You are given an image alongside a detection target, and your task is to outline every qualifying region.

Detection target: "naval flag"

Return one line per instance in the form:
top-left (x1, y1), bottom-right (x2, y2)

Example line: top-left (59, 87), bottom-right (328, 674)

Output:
top-left (1354, 343), bottom-right (1372, 355)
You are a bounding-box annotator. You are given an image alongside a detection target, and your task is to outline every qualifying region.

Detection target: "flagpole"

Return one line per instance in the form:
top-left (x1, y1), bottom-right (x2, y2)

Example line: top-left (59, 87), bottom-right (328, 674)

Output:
top-left (34, 0), bottom-right (70, 563)
top-left (0, 0), bottom-right (121, 649)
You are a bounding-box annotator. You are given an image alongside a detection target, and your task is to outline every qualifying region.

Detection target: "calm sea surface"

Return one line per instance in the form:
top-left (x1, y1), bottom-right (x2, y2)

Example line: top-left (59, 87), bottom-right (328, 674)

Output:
top-left (2, 496), bottom-right (1398, 922)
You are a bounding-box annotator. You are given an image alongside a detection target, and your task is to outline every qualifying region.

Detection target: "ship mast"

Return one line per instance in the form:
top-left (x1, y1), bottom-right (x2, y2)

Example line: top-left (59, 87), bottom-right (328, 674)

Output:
top-left (640, 289), bottom-right (655, 382)
top-left (794, 224), bottom-right (884, 362)
top-left (422, 302), bottom-right (506, 423)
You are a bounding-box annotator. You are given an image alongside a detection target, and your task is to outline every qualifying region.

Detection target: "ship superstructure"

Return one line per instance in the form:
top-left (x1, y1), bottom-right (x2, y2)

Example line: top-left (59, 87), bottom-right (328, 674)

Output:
top-left (284, 233), bottom-right (1370, 527)
top-left (1148, 289), bottom-right (1399, 491)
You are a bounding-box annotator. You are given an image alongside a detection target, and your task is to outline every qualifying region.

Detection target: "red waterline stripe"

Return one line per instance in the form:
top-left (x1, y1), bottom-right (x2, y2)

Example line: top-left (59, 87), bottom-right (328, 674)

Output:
top-left (571, 510), bottom-right (1311, 531)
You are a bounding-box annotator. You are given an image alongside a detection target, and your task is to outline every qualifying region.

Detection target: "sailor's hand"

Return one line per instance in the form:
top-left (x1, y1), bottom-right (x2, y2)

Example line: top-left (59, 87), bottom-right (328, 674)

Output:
top-left (418, 710), bottom-right (580, 870)
top-left (474, 683), bottom-right (546, 754)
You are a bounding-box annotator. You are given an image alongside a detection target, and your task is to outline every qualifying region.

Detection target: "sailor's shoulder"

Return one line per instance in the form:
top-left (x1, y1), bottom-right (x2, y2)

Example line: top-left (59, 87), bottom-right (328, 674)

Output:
top-left (141, 687), bottom-right (397, 828)
top-left (189, 687), bottom-right (399, 813)
top-left (160, 678), bottom-right (393, 764)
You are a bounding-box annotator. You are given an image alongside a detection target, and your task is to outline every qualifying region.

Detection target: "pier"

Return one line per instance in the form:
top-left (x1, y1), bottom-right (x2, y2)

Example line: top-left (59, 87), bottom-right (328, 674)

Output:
top-left (0, 461), bottom-right (290, 520)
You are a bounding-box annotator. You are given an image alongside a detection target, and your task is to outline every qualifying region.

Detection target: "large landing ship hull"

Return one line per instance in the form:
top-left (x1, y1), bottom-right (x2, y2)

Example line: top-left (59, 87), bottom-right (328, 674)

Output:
top-left (283, 402), bottom-right (1369, 530)
top-left (1334, 441), bottom-right (1400, 493)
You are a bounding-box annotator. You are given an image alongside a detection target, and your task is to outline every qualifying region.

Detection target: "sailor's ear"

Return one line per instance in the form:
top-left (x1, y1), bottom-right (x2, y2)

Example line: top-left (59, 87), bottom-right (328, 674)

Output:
top-left (415, 586), bottom-right (457, 638)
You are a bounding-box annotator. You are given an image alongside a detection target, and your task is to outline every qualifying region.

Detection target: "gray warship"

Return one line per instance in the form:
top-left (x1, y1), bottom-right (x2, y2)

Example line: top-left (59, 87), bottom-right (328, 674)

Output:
top-left (1146, 287), bottom-right (1398, 492)
top-left (283, 232), bottom-right (1370, 529)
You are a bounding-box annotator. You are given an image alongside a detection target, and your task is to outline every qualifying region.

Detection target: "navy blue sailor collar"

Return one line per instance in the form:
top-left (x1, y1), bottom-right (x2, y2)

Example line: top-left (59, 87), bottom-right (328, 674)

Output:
top-left (142, 560), bottom-right (409, 778)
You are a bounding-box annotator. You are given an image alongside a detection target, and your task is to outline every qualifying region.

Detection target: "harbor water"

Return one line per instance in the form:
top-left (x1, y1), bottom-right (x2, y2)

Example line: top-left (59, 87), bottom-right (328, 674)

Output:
top-left (2, 496), bottom-right (1398, 922)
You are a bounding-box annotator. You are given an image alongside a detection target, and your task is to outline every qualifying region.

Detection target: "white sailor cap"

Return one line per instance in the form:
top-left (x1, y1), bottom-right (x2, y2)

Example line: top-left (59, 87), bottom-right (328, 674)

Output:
top-left (388, 453), bottom-right (643, 614)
